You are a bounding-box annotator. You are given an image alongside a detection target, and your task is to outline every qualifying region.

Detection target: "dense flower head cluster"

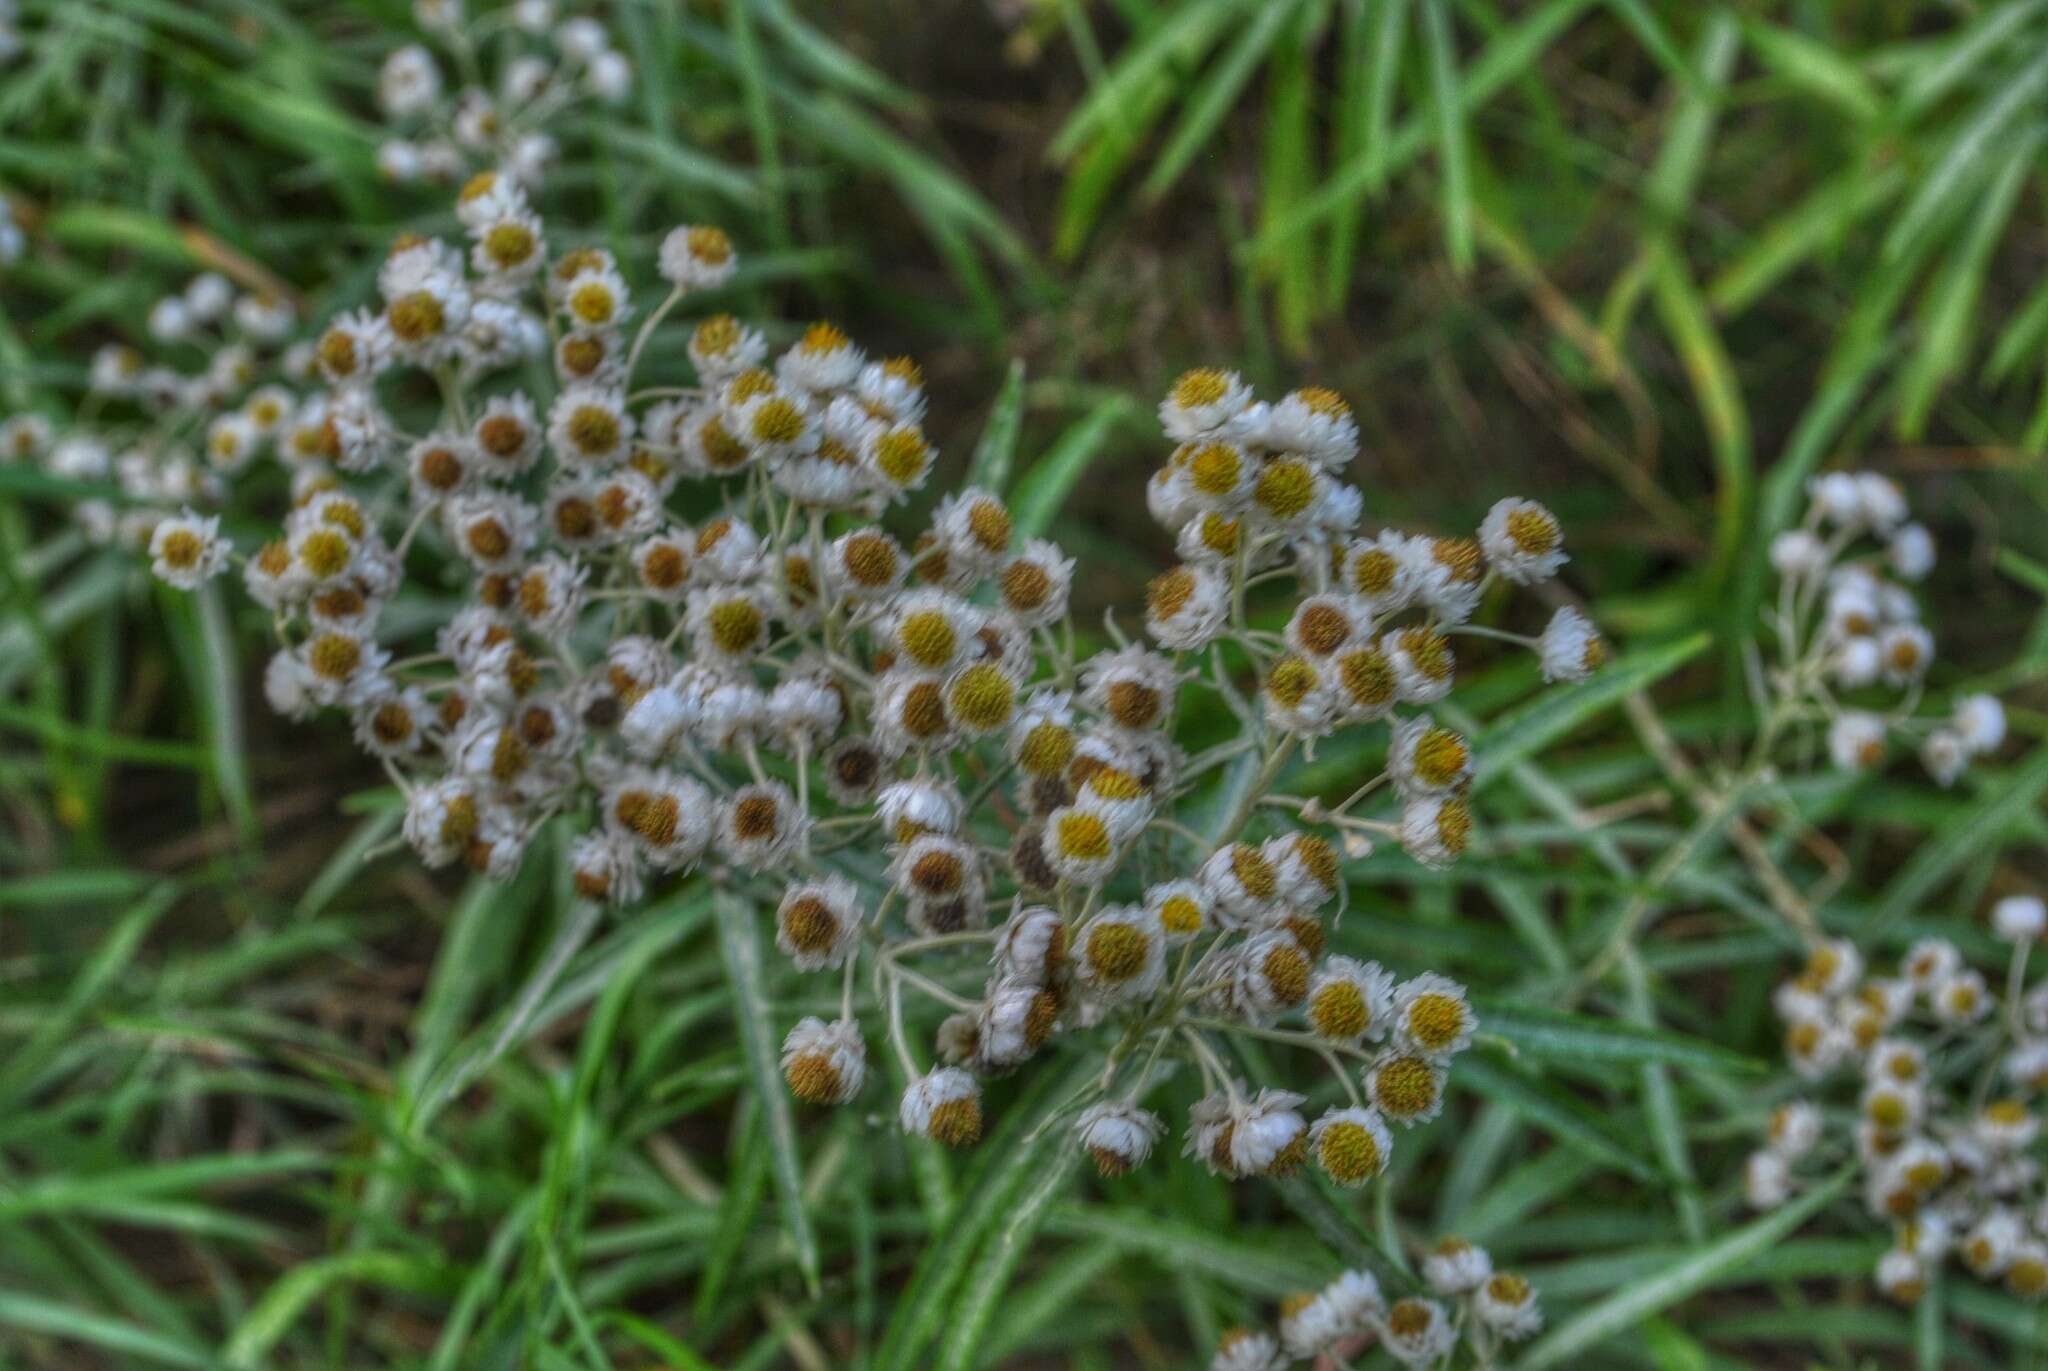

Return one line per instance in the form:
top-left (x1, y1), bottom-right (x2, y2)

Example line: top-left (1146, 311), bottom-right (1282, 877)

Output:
top-left (0, 269), bottom-right (299, 560)
top-left (373, 0), bottom-right (630, 188)
top-left (1768, 471), bottom-right (2003, 785)
top-left (1752, 895), bottom-right (2048, 1305)
top-left (1208, 1239), bottom-right (1540, 1369)
top-left (123, 174), bottom-right (1609, 1189)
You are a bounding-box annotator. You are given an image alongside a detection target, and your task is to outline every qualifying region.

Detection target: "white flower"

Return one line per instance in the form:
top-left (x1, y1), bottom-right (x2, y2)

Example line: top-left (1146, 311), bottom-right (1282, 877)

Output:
top-left (775, 877), bottom-right (863, 971)
top-left (586, 48), bottom-right (631, 102)
top-left (1745, 1149), bottom-right (1795, 1208)
top-left (899, 1067), bottom-right (981, 1145)
top-left (1258, 386), bottom-right (1358, 468)
top-left (1932, 968), bottom-right (1992, 1027)
top-left (603, 769), bottom-right (714, 871)
top-left (1875, 1249), bottom-right (1927, 1304)
top-left (1479, 496), bottom-right (1567, 583)
top-left (1378, 1297), bottom-right (1456, 1367)
top-left (1423, 1237), bottom-right (1492, 1295)
top-left (1144, 562), bottom-right (1229, 650)
top-left (1766, 1101), bottom-right (1823, 1160)
top-left (147, 510), bottom-right (229, 589)
top-left (1956, 693), bottom-right (2006, 755)
top-left (568, 831), bottom-right (643, 907)
top-left (1224, 1088), bottom-right (1307, 1175)
top-left (1921, 728), bottom-right (1968, 787)
top-left (1809, 471), bottom-right (1864, 526)
top-left (1995, 895), bottom-right (2047, 943)
top-left (1160, 368), bottom-right (1254, 443)
top-left (1387, 626), bottom-right (1455, 702)
top-left (1856, 472), bottom-right (1909, 530)
top-left (1888, 522), bottom-right (1935, 580)
top-left (995, 538), bottom-right (1074, 628)
top-left (1475, 1272), bottom-right (1543, 1339)
top-left (1538, 605), bottom-right (1605, 683)
top-left (781, 1017), bottom-right (865, 1105)
top-left (1827, 711), bottom-right (1886, 772)
top-left (379, 44), bottom-right (441, 118)
top-left (718, 781), bottom-right (806, 871)
top-left (1075, 1101), bottom-right (1164, 1177)
top-left (1398, 794), bottom-right (1472, 868)
top-left (1391, 973), bottom-right (1476, 1058)
top-left (655, 222), bottom-right (744, 292)
top-left (1770, 529), bottom-right (1827, 579)
top-left (1387, 714), bottom-right (1472, 797)
top-left (1074, 905), bottom-right (1166, 1001)
top-left (1207, 1329), bottom-right (1285, 1371)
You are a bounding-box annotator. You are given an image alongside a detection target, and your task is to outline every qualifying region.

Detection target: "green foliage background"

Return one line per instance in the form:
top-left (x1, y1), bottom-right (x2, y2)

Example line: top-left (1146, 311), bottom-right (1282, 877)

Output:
top-left (1, 1), bottom-right (2046, 1367)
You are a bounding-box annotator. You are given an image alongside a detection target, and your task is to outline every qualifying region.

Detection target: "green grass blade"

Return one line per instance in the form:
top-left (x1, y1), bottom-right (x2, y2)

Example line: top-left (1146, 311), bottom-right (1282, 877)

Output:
top-left (1883, 50), bottom-right (2048, 263)
top-left (1520, 1167), bottom-right (1855, 1368)
top-left (1418, 0), bottom-right (1472, 275)
top-left (1895, 129), bottom-right (2035, 437)
top-left (1455, 1054), bottom-right (1660, 1182)
top-left (965, 359), bottom-right (1028, 496)
top-left (1009, 395), bottom-right (1135, 541)
top-left (933, 1150), bottom-right (1081, 1371)
top-left (1471, 631), bottom-right (1710, 788)
top-left (711, 888), bottom-right (821, 1294)
top-left (1870, 747), bottom-right (2048, 934)
top-left (1472, 998), bottom-right (1763, 1074)
top-left (1139, 0), bottom-right (1302, 204)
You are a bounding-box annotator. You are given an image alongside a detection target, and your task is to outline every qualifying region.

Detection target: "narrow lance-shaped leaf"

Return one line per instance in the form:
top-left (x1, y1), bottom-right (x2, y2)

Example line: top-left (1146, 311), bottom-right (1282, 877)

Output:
top-left (1519, 1167), bottom-right (1854, 1368)
top-left (711, 889), bottom-right (821, 1294)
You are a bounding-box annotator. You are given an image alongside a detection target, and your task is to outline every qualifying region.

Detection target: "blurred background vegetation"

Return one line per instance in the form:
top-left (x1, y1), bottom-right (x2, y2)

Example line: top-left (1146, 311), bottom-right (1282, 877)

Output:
top-left (2, 1), bottom-right (2047, 1367)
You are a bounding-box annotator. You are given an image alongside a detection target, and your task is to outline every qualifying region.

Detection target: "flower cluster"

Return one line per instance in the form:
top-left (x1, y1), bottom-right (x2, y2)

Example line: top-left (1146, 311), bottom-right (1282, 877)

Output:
top-left (1752, 895), bottom-right (2048, 1305)
top-left (1208, 1239), bottom-right (1540, 1369)
top-left (131, 174), bottom-right (1603, 1208)
top-left (373, 1), bottom-right (630, 188)
top-left (0, 269), bottom-right (299, 560)
top-left (1767, 471), bottom-right (2004, 785)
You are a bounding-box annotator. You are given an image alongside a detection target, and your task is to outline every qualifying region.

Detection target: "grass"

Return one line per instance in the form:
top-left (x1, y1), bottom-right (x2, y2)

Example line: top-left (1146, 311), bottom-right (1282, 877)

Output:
top-left (2, 1), bottom-right (2048, 1368)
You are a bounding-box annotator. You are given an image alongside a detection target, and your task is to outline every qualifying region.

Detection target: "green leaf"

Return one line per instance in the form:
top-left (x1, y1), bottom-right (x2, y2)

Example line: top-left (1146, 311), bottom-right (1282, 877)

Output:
top-left (1419, 0), bottom-right (1473, 275)
top-left (225, 1251), bottom-right (452, 1369)
top-left (1139, 0), bottom-right (1303, 205)
top-left (1706, 166), bottom-right (1904, 317)
top-left (1455, 1055), bottom-right (1660, 1181)
top-left (1008, 396), bottom-right (1134, 541)
top-left (1472, 631), bottom-right (1711, 788)
top-left (1870, 748), bottom-right (2048, 933)
top-left (0, 1293), bottom-right (210, 1370)
top-left (965, 359), bottom-right (1028, 496)
top-left (874, 1061), bottom-right (1092, 1371)
top-left (1048, 0), bottom-right (1245, 164)
top-left (1741, 20), bottom-right (1883, 122)
top-left (1473, 999), bottom-right (1764, 1074)
top-left (1883, 50), bottom-right (2048, 262)
top-left (1895, 129), bottom-right (2035, 437)
top-left (933, 1150), bottom-right (1081, 1371)
top-left (1649, 248), bottom-right (1750, 586)
top-left (1519, 1167), bottom-right (1854, 1368)
top-left (711, 888), bottom-right (820, 1294)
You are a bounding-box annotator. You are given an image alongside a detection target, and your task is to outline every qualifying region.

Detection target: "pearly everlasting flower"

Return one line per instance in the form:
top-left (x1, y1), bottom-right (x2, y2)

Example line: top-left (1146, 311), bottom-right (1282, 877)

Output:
top-left (1076, 1102), bottom-right (1164, 1177)
top-left (899, 1067), bottom-right (981, 1146)
top-left (781, 1017), bottom-right (865, 1105)
top-left (1476, 1271), bottom-right (1543, 1338)
top-left (1479, 497), bottom-right (1567, 583)
top-left (147, 510), bottom-right (229, 588)
top-left (1074, 905), bottom-right (1166, 1001)
top-left (1378, 1297), bottom-right (1456, 1367)
top-left (775, 876), bottom-right (863, 971)
top-left (1995, 895), bottom-right (2047, 943)
top-left (1308, 1106), bottom-right (1391, 1186)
